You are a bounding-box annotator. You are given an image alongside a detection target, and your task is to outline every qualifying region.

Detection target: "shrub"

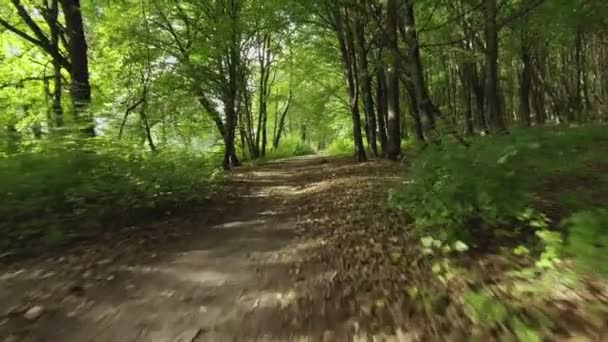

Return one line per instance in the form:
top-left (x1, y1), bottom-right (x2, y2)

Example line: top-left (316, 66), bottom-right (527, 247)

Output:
top-left (0, 140), bottom-right (222, 250)
top-left (563, 209), bottom-right (608, 278)
top-left (265, 135), bottom-right (316, 160)
top-left (325, 137), bottom-right (353, 156)
top-left (390, 125), bottom-right (608, 243)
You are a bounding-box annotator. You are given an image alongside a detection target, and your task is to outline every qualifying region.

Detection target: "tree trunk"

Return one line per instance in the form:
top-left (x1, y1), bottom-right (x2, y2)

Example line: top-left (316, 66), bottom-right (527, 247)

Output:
top-left (335, 8), bottom-right (366, 162)
top-left (385, 0), bottom-right (401, 160)
top-left (518, 40), bottom-right (532, 127)
top-left (402, 0), bottom-right (438, 142)
top-left (403, 78), bottom-right (425, 142)
top-left (375, 59), bottom-right (389, 156)
top-left (354, 14), bottom-right (378, 157)
top-left (223, 96), bottom-right (240, 169)
top-left (472, 66), bottom-right (488, 132)
top-left (531, 48), bottom-right (547, 125)
top-left (574, 28), bottom-right (584, 117)
top-left (273, 91), bottom-right (292, 149)
top-left (46, 0), bottom-right (63, 127)
top-left (483, 0), bottom-right (506, 133)
top-left (461, 63), bottom-right (475, 135)
top-left (59, 0), bottom-right (93, 135)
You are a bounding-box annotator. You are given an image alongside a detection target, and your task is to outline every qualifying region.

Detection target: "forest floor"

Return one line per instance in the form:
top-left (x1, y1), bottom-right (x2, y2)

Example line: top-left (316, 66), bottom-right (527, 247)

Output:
top-left (0, 156), bottom-right (415, 342)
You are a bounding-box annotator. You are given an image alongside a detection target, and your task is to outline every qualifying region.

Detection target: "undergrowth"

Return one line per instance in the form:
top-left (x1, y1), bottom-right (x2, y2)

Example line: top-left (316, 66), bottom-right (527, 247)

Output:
top-left (390, 125), bottom-right (608, 338)
top-left (324, 137), bottom-right (354, 156)
top-left (0, 139), bottom-right (222, 252)
top-left (264, 135), bottom-right (316, 160)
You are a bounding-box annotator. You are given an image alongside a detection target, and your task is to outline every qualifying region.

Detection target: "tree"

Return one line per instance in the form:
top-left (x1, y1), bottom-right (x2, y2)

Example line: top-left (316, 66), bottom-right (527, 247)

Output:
top-left (59, 0), bottom-right (92, 134)
top-left (483, 0), bottom-right (506, 133)
top-left (384, 0), bottom-right (401, 160)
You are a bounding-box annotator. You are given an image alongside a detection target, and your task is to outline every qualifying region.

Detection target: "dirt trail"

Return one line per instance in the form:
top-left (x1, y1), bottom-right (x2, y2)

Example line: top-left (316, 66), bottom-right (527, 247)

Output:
top-left (0, 156), bottom-right (400, 342)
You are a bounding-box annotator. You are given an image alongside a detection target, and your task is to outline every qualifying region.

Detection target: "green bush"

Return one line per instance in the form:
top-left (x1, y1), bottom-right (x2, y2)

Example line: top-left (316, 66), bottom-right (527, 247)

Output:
top-left (325, 137), bottom-right (353, 156)
top-left (563, 209), bottom-right (608, 277)
top-left (265, 135), bottom-right (316, 160)
top-left (390, 126), bottom-right (608, 243)
top-left (0, 140), bottom-right (222, 249)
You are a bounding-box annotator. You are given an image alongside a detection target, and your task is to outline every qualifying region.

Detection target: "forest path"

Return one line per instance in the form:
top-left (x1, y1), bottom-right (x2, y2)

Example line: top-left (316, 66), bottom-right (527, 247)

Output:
top-left (0, 156), bottom-right (405, 341)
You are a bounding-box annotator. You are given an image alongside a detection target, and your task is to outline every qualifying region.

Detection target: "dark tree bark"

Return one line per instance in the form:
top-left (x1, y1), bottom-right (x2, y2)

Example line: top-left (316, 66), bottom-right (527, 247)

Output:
top-left (531, 50), bottom-right (547, 125)
top-left (224, 47), bottom-right (242, 169)
top-left (59, 0), bottom-right (94, 135)
top-left (461, 63), bottom-right (475, 135)
top-left (402, 0), bottom-right (438, 141)
top-left (255, 33), bottom-right (273, 158)
top-left (518, 39), bottom-right (532, 127)
top-left (574, 28), bottom-right (584, 116)
top-left (273, 91), bottom-right (292, 149)
top-left (375, 56), bottom-right (389, 156)
top-left (454, 0), bottom-right (476, 136)
top-left (335, 7), bottom-right (367, 162)
top-left (472, 66), bottom-right (488, 133)
top-left (45, 0), bottom-right (63, 127)
top-left (385, 0), bottom-right (401, 160)
top-left (353, 13), bottom-right (378, 157)
top-left (402, 78), bottom-right (425, 142)
top-left (483, 0), bottom-right (506, 133)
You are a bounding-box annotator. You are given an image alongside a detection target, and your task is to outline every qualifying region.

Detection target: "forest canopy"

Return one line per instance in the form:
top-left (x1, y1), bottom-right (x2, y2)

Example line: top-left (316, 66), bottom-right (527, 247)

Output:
top-left (1, 0), bottom-right (607, 163)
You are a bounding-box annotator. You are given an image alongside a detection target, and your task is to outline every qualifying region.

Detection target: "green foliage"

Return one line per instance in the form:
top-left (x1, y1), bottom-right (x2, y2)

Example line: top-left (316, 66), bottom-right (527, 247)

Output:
top-left (563, 209), bottom-right (608, 277)
top-left (0, 140), bottom-right (221, 249)
top-left (463, 291), bottom-right (509, 328)
top-left (390, 126), bottom-right (608, 243)
top-left (264, 135), bottom-right (316, 160)
top-left (324, 137), bottom-right (354, 156)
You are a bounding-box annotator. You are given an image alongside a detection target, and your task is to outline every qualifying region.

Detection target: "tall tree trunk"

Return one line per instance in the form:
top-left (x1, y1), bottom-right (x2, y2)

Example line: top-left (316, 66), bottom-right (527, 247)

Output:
top-left (403, 78), bottom-right (425, 142)
top-left (472, 66), bottom-right (488, 132)
top-left (46, 0), bottom-right (63, 127)
top-left (255, 34), bottom-right (272, 158)
top-left (531, 47), bottom-right (547, 125)
top-left (402, 0), bottom-right (438, 142)
top-left (59, 0), bottom-right (93, 135)
top-left (140, 105), bottom-right (156, 152)
top-left (335, 8), bottom-right (366, 162)
top-left (354, 14), bottom-right (378, 157)
top-left (385, 0), bottom-right (401, 160)
top-left (242, 76), bottom-right (257, 158)
top-left (224, 94), bottom-right (240, 169)
top-left (273, 91), bottom-right (292, 149)
top-left (518, 39), bottom-right (532, 127)
top-left (483, 0), bottom-right (506, 133)
top-left (52, 58), bottom-right (63, 127)
top-left (454, 0), bottom-right (479, 135)
top-left (375, 59), bottom-right (389, 156)
top-left (222, 3), bottom-right (243, 170)
top-left (461, 64), bottom-right (475, 135)
top-left (574, 28), bottom-right (584, 118)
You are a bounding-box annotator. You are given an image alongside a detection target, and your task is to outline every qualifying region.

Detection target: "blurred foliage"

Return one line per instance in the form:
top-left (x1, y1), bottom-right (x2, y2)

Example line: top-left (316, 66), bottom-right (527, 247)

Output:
top-left (563, 209), bottom-right (608, 277)
top-left (264, 135), bottom-right (316, 160)
top-left (324, 137), bottom-right (354, 156)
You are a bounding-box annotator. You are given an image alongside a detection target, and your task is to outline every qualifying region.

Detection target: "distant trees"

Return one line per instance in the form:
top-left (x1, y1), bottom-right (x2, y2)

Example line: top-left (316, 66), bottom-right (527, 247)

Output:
top-left (296, 0), bottom-right (608, 162)
top-left (1, 0), bottom-right (607, 166)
